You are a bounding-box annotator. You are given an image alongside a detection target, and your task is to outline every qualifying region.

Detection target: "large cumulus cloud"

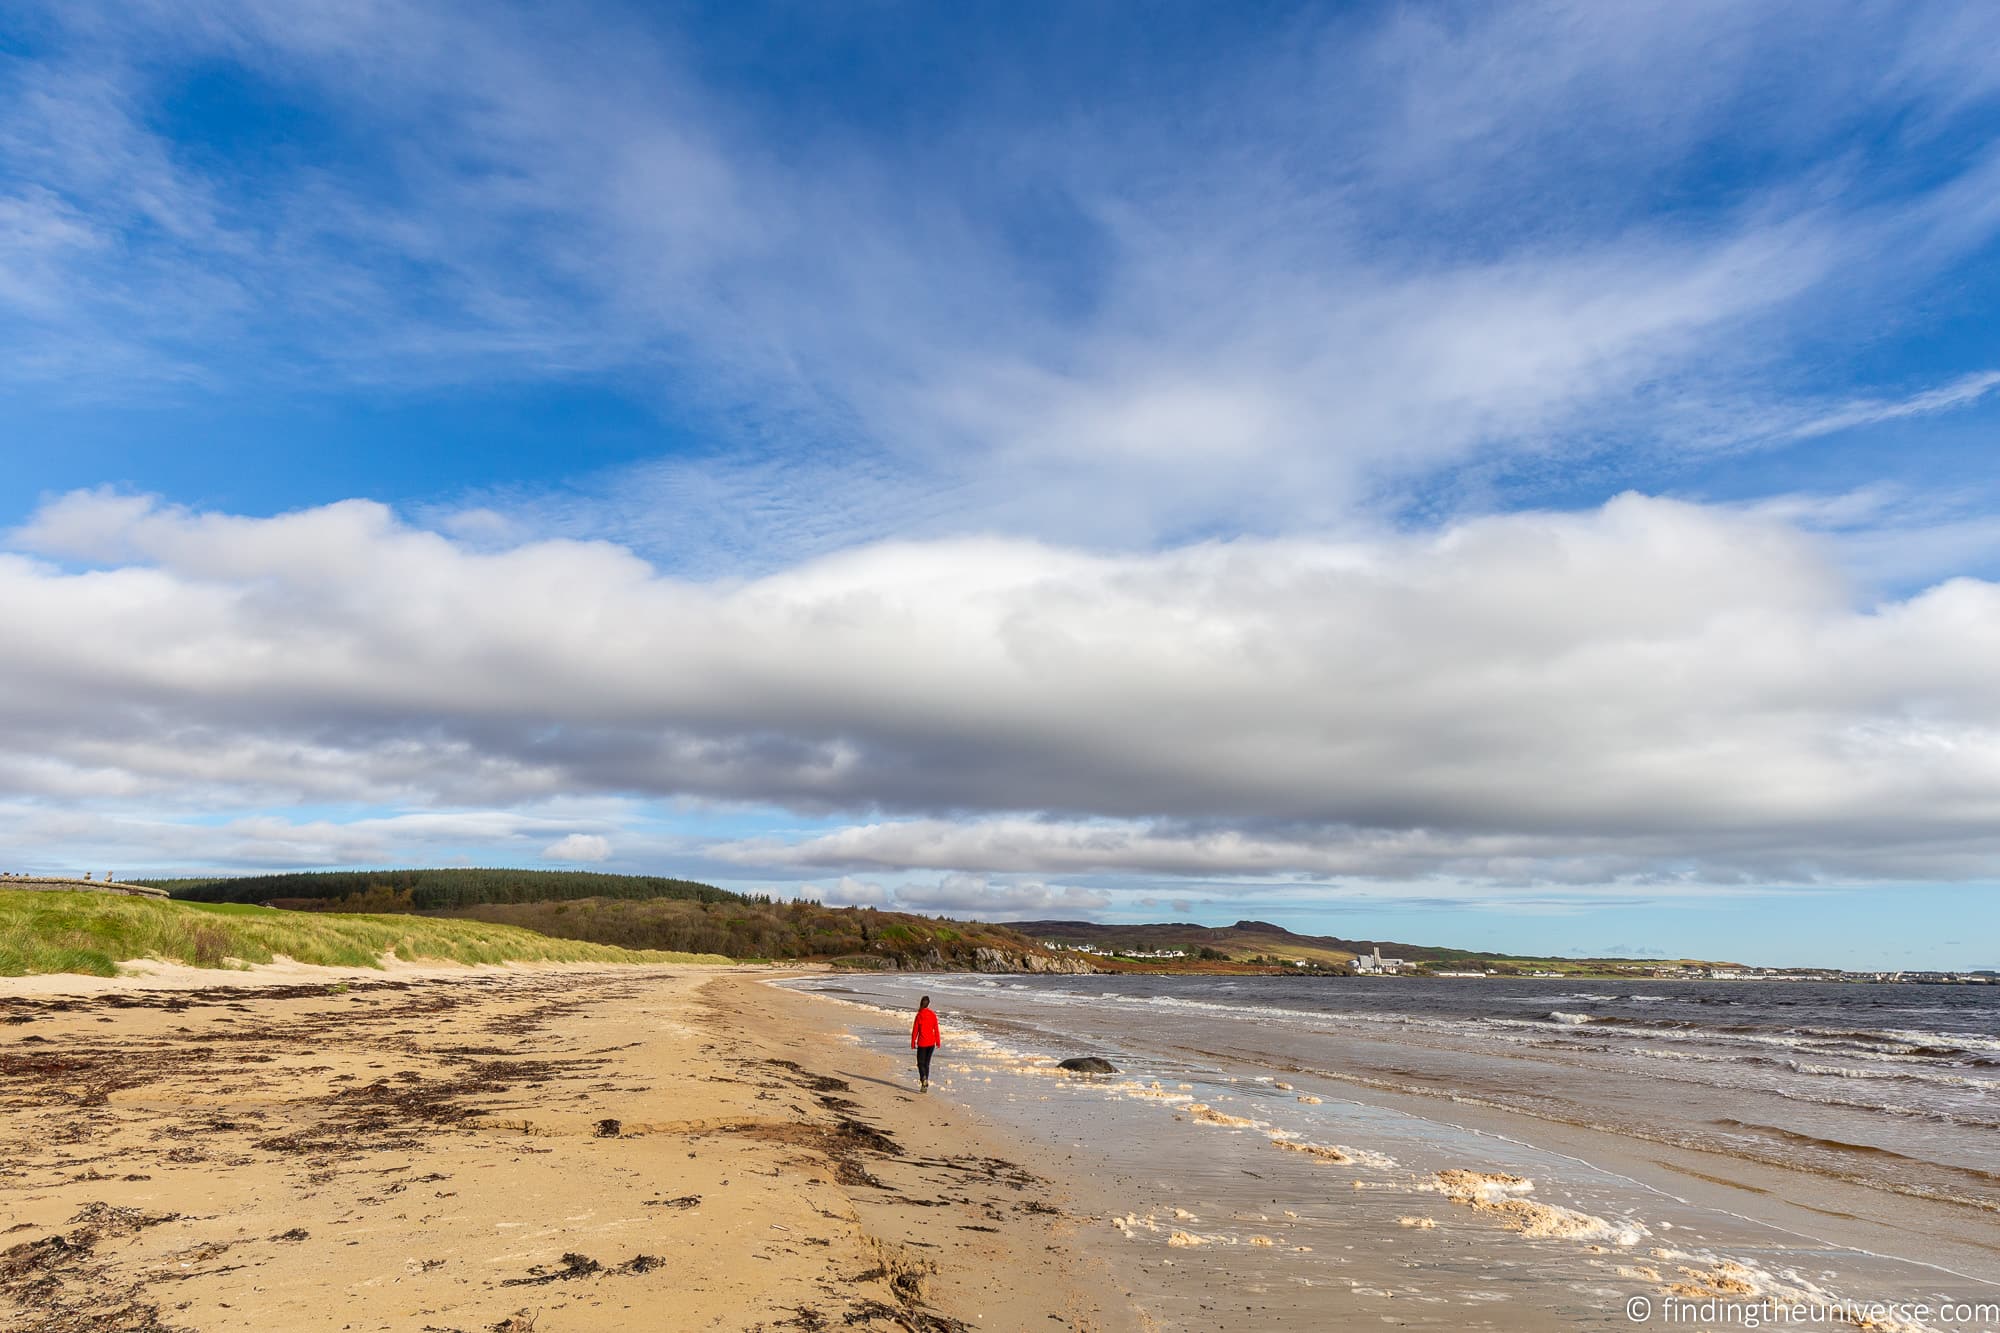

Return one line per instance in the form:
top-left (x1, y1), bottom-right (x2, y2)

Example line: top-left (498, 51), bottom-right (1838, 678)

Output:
top-left (4, 487), bottom-right (1999, 884)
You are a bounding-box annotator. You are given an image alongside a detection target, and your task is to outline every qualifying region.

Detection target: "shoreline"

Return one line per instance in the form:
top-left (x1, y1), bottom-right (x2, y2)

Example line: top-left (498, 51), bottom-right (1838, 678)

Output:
top-left (0, 962), bottom-right (1137, 1331)
top-left (785, 972), bottom-right (2000, 1333)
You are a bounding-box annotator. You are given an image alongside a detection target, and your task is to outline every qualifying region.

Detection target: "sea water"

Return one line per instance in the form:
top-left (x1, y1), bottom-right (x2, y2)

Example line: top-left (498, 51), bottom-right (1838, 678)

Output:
top-left (787, 974), bottom-right (1999, 1332)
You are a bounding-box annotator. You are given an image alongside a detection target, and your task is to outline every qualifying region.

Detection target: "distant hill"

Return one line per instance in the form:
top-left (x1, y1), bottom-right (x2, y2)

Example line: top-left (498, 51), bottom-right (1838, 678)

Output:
top-left (1013, 919), bottom-right (1717, 973)
top-left (151, 868), bottom-right (740, 910)
top-left (1011, 918), bottom-right (1512, 967)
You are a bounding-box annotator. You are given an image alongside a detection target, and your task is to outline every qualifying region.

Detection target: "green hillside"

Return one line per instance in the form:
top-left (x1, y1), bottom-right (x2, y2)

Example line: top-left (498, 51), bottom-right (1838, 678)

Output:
top-left (153, 867), bottom-right (738, 910)
top-left (431, 897), bottom-right (1075, 970)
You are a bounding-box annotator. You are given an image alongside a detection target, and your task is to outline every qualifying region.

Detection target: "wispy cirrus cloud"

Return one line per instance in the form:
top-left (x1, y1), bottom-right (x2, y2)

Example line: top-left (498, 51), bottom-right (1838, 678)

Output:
top-left (6, 2), bottom-right (2000, 560)
top-left (1782, 370), bottom-right (2000, 443)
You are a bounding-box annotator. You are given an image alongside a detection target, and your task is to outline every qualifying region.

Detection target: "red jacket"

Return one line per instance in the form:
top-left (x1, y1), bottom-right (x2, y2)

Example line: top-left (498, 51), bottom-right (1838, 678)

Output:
top-left (911, 1007), bottom-right (940, 1048)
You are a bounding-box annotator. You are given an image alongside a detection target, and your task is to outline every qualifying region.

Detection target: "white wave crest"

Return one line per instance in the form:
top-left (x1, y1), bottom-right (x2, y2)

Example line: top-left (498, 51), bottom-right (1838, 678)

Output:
top-left (1784, 1060), bottom-right (1984, 1088)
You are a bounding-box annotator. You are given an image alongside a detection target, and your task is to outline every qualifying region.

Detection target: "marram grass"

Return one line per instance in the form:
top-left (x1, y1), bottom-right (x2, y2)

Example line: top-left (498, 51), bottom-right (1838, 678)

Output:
top-left (0, 891), bottom-right (729, 977)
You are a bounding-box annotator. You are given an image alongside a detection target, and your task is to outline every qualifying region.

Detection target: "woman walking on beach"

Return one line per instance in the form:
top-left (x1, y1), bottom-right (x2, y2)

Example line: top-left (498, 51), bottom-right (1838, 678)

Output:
top-left (911, 996), bottom-right (941, 1092)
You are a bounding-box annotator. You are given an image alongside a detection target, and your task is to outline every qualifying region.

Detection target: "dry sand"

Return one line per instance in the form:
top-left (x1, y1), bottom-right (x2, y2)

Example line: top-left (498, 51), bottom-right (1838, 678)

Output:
top-left (0, 964), bottom-right (1136, 1332)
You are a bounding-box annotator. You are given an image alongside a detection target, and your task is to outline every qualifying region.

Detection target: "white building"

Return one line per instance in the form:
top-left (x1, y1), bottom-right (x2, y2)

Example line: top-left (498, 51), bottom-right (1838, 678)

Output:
top-left (1351, 946), bottom-right (1405, 974)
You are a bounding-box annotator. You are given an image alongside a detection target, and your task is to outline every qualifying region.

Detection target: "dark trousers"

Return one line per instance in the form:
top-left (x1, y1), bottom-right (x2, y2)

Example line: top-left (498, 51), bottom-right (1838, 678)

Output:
top-left (915, 1044), bottom-right (936, 1081)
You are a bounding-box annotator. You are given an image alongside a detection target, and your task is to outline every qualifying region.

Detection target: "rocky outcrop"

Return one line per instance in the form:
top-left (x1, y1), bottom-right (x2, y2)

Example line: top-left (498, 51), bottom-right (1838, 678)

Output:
top-left (871, 946), bottom-right (1096, 974)
top-left (970, 947), bottom-right (1095, 975)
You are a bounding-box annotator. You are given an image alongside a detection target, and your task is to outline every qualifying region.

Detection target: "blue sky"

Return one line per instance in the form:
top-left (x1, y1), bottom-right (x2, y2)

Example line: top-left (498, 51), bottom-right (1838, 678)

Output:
top-left (3, 1), bottom-right (1999, 968)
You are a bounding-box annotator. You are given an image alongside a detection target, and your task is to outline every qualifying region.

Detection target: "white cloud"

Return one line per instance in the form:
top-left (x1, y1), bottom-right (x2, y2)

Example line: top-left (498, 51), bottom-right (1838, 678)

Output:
top-left (1782, 369), bottom-right (2000, 443)
top-left (0, 803), bottom-right (611, 874)
top-left (542, 833), bottom-right (611, 863)
top-left (1728, 485), bottom-right (2000, 594)
top-left (709, 819), bottom-right (1681, 884)
top-left (712, 818), bottom-right (2000, 892)
top-left (796, 872), bottom-right (1109, 918)
top-left (895, 874), bottom-right (1112, 917)
top-left (3, 489), bottom-right (1999, 886)
top-left (7, 3), bottom-right (2000, 560)
top-left (799, 876), bottom-right (891, 909)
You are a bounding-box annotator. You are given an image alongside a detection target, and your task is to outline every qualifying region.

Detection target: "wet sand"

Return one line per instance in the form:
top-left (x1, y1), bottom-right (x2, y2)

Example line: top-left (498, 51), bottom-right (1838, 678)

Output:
top-left (0, 964), bottom-right (1135, 1332)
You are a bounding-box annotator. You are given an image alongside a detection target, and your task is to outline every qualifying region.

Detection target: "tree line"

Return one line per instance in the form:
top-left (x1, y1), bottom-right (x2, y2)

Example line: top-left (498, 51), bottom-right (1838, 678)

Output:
top-left (151, 867), bottom-right (741, 910)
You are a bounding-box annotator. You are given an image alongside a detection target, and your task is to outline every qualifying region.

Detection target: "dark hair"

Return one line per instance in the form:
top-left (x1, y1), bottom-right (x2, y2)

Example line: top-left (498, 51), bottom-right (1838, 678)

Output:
top-left (919, 996), bottom-right (931, 1007)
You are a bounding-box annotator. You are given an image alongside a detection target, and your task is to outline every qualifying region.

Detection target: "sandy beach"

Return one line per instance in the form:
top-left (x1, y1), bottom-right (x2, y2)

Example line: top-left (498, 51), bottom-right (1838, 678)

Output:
top-left (0, 964), bottom-right (1135, 1332)
top-left (9, 962), bottom-right (1994, 1333)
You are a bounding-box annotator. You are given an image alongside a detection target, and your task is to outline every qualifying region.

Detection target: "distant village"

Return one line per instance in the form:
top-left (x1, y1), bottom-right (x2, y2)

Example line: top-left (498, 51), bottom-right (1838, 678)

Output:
top-left (1040, 941), bottom-right (1200, 961)
top-left (1040, 939), bottom-right (1995, 984)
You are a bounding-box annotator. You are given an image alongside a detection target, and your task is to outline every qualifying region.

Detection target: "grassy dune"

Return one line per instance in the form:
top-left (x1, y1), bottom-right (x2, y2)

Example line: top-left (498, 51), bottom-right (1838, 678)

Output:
top-left (0, 890), bottom-right (730, 977)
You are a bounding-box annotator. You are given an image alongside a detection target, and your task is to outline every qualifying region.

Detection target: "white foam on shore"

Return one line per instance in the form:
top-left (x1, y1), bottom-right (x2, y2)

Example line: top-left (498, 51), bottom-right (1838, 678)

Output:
top-left (1272, 1139), bottom-right (1352, 1164)
top-left (1185, 1102), bottom-right (1261, 1129)
top-left (1635, 1246), bottom-right (1947, 1333)
top-left (1428, 1170), bottom-right (1646, 1246)
top-left (1267, 1132), bottom-right (1399, 1169)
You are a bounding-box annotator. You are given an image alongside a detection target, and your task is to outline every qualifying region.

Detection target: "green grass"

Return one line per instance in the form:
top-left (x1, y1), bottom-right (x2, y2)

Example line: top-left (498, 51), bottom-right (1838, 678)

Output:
top-left (0, 891), bottom-right (731, 977)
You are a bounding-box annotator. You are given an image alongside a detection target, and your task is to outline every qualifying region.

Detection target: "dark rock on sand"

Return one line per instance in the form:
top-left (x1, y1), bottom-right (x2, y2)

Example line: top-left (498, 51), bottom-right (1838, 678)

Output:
top-left (1057, 1057), bottom-right (1118, 1074)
